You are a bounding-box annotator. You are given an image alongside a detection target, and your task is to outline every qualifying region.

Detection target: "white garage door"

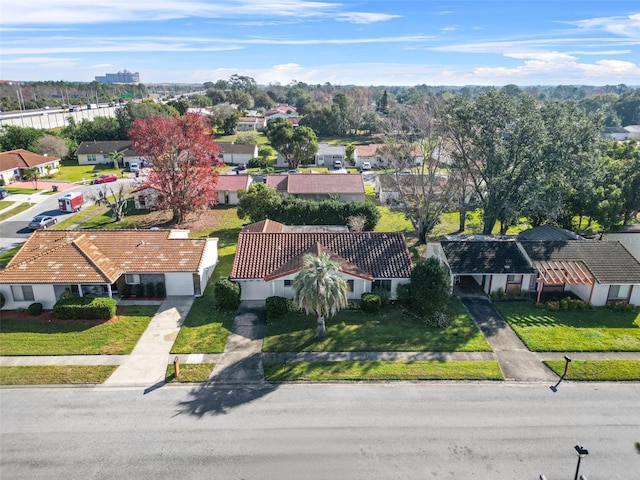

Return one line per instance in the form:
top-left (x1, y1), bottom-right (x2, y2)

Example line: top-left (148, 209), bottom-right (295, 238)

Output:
top-left (239, 280), bottom-right (271, 300)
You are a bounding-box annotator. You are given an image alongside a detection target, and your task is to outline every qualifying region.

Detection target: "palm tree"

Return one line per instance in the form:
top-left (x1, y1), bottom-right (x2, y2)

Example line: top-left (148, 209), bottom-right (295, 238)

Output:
top-left (108, 150), bottom-right (124, 169)
top-left (293, 252), bottom-right (349, 338)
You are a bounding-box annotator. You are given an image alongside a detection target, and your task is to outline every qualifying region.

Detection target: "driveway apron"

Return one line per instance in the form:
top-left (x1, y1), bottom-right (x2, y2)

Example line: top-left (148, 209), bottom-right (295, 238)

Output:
top-left (461, 297), bottom-right (556, 382)
top-left (209, 301), bottom-right (266, 384)
top-left (103, 296), bottom-right (194, 387)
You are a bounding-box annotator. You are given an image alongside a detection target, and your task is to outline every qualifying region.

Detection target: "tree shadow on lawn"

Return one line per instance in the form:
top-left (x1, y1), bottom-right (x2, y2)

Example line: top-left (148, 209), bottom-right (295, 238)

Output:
top-left (495, 303), bottom-right (640, 329)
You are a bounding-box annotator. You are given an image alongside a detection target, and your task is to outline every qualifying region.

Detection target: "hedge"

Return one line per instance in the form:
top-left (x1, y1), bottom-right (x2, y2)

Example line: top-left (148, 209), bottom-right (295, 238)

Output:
top-left (214, 277), bottom-right (241, 311)
top-left (266, 296), bottom-right (297, 320)
top-left (53, 297), bottom-right (117, 320)
top-left (361, 293), bottom-right (381, 313)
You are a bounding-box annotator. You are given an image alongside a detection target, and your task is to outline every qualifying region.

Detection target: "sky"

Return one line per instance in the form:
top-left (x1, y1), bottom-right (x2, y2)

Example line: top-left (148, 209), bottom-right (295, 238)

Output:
top-left (1, 0), bottom-right (639, 86)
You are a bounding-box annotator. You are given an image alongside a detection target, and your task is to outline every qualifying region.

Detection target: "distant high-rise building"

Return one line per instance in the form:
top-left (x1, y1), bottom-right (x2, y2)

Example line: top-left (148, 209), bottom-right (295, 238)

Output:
top-left (95, 70), bottom-right (140, 84)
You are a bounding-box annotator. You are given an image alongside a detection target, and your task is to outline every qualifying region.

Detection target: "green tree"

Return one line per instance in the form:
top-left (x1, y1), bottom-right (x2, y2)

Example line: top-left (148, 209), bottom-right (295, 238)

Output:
top-left (108, 150), bottom-right (124, 169)
top-left (22, 167), bottom-right (40, 189)
top-left (0, 125), bottom-right (43, 151)
top-left (410, 258), bottom-right (450, 319)
top-left (266, 118), bottom-right (318, 169)
top-left (293, 252), bottom-right (349, 338)
top-left (237, 182), bottom-right (283, 222)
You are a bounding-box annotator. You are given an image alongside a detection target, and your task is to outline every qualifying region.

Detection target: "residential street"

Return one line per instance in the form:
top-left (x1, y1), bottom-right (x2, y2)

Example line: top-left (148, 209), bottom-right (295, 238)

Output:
top-left (1, 383), bottom-right (639, 479)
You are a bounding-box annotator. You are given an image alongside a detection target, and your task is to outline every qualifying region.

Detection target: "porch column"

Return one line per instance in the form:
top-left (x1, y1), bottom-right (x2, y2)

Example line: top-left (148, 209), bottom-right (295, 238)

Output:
top-left (106, 284), bottom-right (112, 299)
top-left (77, 284), bottom-right (84, 297)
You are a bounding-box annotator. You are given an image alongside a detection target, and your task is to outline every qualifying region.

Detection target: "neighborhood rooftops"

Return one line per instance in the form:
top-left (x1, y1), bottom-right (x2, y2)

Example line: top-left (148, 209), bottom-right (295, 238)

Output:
top-left (0, 149), bottom-right (61, 170)
top-left (265, 173), bottom-right (365, 195)
top-left (74, 140), bottom-right (138, 157)
top-left (441, 240), bottom-right (535, 275)
top-left (0, 230), bottom-right (210, 284)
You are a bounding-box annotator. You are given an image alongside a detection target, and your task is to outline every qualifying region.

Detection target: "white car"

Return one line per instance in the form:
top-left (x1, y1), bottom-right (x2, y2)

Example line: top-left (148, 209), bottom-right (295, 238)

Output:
top-left (361, 162), bottom-right (372, 171)
top-left (333, 160), bottom-right (342, 169)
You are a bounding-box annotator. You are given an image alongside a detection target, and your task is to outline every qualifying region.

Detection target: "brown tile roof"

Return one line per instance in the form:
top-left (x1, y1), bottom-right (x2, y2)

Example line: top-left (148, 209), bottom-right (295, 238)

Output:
top-left (74, 141), bottom-right (137, 156)
top-left (355, 144), bottom-right (384, 157)
top-left (0, 230), bottom-right (209, 284)
top-left (521, 241), bottom-right (640, 284)
top-left (231, 229), bottom-right (412, 281)
top-left (216, 175), bottom-right (251, 191)
top-left (265, 173), bottom-right (365, 195)
top-left (0, 149), bottom-right (61, 171)
top-left (240, 219), bottom-right (286, 233)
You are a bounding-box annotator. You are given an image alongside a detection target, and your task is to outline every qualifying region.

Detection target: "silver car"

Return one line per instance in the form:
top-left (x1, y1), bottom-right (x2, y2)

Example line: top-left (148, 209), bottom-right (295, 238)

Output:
top-left (28, 215), bottom-right (57, 230)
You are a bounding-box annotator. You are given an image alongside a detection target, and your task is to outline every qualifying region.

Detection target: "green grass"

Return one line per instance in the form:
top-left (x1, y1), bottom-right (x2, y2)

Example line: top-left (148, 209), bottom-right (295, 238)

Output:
top-left (0, 202), bottom-right (32, 222)
top-left (544, 360), bottom-right (640, 381)
top-left (165, 363), bottom-right (215, 383)
top-left (496, 302), bottom-right (640, 351)
top-left (0, 365), bottom-right (117, 385)
top-left (51, 159), bottom-right (122, 183)
top-left (52, 204), bottom-right (107, 229)
top-left (0, 305), bottom-right (157, 355)
top-left (0, 246), bottom-right (22, 268)
top-left (0, 200), bottom-right (14, 209)
top-left (3, 187), bottom-right (42, 195)
top-left (264, 360), bottom-right (504, 381)
top-left (263, 300), bottom-right (492, 352)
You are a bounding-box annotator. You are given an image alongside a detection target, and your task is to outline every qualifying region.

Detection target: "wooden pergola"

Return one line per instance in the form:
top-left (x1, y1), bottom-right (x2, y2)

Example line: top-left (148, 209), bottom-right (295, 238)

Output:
top-left (533, 260), bottom-right (594, 303)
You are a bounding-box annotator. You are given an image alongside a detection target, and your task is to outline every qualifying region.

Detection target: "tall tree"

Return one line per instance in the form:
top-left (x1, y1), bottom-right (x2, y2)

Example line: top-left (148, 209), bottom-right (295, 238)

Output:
top-left (33, 134), bottom-right (69, 159)
top-left (108, 150), bottom-right (124, 169)
top-left (293, 252), bottom-right (349, 338)
top-left (90, 182), bottom-right (132, 222)
top-left (266, 118), bottom-right (318, 169)
top-left (380, 100), bottom-right (456, 243)
top-left (0, 125), bottom-right (43, 151)
top-left (237, 182), bottom-right (283, 222)
top-left (128, 113), bottom-right (222, 224)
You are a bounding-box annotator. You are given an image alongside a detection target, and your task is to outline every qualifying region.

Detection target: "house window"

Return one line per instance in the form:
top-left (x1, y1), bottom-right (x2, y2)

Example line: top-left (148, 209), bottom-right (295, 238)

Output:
top-left (103, 154), bottom-right (109, 161)
top-left (284, 280), bottom-right (292, 287)
top-left (125, 274), bottom-right (141, 285)
top-left (372, 279), bottom-right (392, 292)
top-left (11, 285), bottom-right (34, 302)
top-left (347, 280), bottom-right (354, 292)
top-left (608, 284), bottom-right (631, 301)
top-left (87, 154), bottom-right (97, 162)
top-left (507, 275), bottom-right (522, 284)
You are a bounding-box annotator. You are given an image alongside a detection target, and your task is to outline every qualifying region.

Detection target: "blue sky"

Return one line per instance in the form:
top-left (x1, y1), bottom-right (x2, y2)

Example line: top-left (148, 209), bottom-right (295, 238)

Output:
top-left (1, 0), bottom-right (639, 86)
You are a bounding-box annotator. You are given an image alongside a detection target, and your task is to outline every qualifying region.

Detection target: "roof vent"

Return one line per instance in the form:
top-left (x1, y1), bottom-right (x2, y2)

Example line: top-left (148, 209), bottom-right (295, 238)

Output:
top-left (137, 241), bottom-right (145, 246)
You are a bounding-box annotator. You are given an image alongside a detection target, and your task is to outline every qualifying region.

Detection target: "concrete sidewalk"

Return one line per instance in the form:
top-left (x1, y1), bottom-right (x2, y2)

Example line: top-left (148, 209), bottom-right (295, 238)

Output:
top-left (102, 296), bottom-right (194, 387)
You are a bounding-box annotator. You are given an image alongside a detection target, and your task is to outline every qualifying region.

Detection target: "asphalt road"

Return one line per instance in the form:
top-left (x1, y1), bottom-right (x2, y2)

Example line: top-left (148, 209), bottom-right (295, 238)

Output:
top-left (1, 383), bottom-right (639, 479)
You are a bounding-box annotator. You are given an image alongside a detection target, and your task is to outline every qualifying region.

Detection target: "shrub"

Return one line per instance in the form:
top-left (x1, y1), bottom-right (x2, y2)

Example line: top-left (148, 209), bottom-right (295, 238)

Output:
top-left (266, 296), bottom-right (296, 319)
top-left (0, 292), bottom-right (5, 309)
top-left (27, 302), bottom-right (43, 316)
top-left (156, 282), bottom-right (166, 298)
top-left (492, 288), bottom-right (506, 299)
top-left (361, 293), bottom-right (381, 313)
top-left (395, 283), bottom-right (411, 306)
top-left (130, 284), bottom-right (143, 297)
top-left (546, 301), bottom-right (560, 311)
top-left (410, 258), bottom-right (450, 318)
top-left (425, 311), bottom-right (451, 328)
top-left (606, 302), bottom-right (634, 312)
top-left (214, 277), bottom-right (241, 311)
top-left (371, 287), bottom-right (390, 306)
top-left (145, 283), bottom-right (155, 298)
top-left (53, 297), bottom-right (117, 320)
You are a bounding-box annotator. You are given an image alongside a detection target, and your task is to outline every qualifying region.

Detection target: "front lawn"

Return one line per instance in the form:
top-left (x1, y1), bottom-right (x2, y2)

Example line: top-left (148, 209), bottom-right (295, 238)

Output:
top-left (165, 363), bottom-right (215, 383)
top-left (0, 366), bottom-right (117, 385)
top-left (544, 360), bottom-right (640, 381)
top-left (0, 305), bottom-right (157, 355)
top-left (496, 302), bottom-right (640, 351)
top-left (0, 202), bottom-right (32, 222)
top-left (263, 300), bottom-right (492, 352)
top-left (52, 159), bottom-right (122, 183)
top-left (264, 360), bottom-right (503, 381)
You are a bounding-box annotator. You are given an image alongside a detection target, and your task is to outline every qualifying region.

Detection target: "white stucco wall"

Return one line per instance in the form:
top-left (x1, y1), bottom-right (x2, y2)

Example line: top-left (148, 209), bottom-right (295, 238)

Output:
top-left (0, 284), bottom-right (57, 310)
top-left (238, 280), bottom-right (272, 300)
top-left (198, 238), bottom-right (219, 296)
top-left (630, 286), bottom-right (640, 306)
top-left (165, 272), bottom-right (195, 296)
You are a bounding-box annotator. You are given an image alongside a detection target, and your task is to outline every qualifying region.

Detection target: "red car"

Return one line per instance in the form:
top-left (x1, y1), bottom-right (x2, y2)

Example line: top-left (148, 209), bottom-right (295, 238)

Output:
top-left (93, 174), bottom-right (118, 184)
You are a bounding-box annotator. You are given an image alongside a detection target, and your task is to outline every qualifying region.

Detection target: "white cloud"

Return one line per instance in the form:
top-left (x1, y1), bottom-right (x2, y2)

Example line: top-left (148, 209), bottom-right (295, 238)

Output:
top-left (569, 13), bottom-right (640, 38)
top-left (335, 12), bottom-right (401, 24)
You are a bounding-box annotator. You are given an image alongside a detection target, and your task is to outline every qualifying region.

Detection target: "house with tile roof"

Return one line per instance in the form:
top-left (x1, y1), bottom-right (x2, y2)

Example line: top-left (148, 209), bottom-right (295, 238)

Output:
top-left (0, 149), bottom-right (61, 185)
top-left (231, 220), bottom-right (412, 301)
top-left (353, 144), bottom-right (385, 168)
top-left (133, 174), bottom-right (252, 209)
top-left (236, 116), bottom-right (267, 131)
top-left (427, 228), bottom-right (640, 305)
top-left (0, 229), bottom-right (218, 310)
top-left (217, 143), bottom-right (258, 165)
top-left (75, 141), bottom-right (140, 167)
top-left (265, 172), bottom-right (365, 202)
top-left (264, 104), bottom-right (298, 122)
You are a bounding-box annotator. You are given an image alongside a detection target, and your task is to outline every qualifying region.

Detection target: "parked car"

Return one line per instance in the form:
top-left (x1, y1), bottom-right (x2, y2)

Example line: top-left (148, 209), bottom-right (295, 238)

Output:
top-left (28, 215), bottom-right (57, 230)
top-left (233, 163), bottom-right (248, 172)
top-left (333, 160), bottom-right (342, 169)
top-left (0, 187), bottom-right (8, 199)
top-left (129, 162), bottom-right (140, 173)
top-left (93, 174), bottom-right (118, 184)
top-left (360, 162), bottom-right (372, 171)
top-left (287, 169), bottom-right (301, 174)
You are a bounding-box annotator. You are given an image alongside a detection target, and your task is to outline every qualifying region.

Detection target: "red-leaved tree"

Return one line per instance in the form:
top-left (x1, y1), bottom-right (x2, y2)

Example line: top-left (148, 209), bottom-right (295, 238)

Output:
top-left (129, 113), bottom-right (222, 223)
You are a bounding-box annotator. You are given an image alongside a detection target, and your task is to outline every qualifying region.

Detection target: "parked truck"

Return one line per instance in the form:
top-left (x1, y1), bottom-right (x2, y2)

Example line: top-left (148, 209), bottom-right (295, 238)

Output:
top-left (58, 191), bottom-right (84, 212)
top-left (86, 103), bottom-right (98, 109)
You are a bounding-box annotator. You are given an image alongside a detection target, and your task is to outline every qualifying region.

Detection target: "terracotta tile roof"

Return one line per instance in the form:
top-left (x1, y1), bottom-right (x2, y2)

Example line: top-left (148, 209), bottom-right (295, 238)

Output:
top-left (521, 241), bottom-right (640, 284)
top-left (216, 175), bottom-right (251, 191)
top-left (232, 229), bottom-right (412, 281)
top-left (0, 149), bottom-right (61, 171)
top-left (355, 144), bottom-right (384, 157)
top-left (441, 240), bottom-right (535, 275)
top-left (265, 173), bottom-right (365, 194)
top-left (240, 219), bottom-right (286, 233)
top-left (74, 141), bottom-right (137, 156)
top-left (0, 230), bottom-right (209, 284)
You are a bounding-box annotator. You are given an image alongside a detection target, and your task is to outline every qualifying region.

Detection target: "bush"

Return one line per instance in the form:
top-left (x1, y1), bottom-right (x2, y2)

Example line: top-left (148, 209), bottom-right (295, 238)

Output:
top-left (53, 297), bottom-right (117, 320)
top-left (395, 283), bottom-right (411, 306)
top-left (606, 302), bottom-right (635, 312)
top-left (410, 258), bottom-right (450, 318)
top-left (371, 287), bottom-right (390, 306)
top-left (156, 282), bottom-right (166, 298)
top-left (130, 284), bottom-right (143, 297)
top-left (425, 311), bottom-right (451, 328)
top-left (361, 293), bottom-right (381, 313)
top-left (546, 301), bottom-right (560, 311)
top-left (266, 296), bottom-right (296, 319)
top-left (27, 302), bottom-right (43, 316)
top-left (145, 283), bottom-right (155, 298)
top-left (214, 277), bottom-right (241, 311)
top-left (492, 288), bottom-right (506, 299)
